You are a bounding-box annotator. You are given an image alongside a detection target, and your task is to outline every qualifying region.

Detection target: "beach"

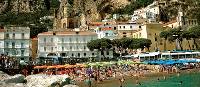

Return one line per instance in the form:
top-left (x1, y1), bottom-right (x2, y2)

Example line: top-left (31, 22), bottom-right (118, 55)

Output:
top-left (76, 69), bottom-right (200, 87)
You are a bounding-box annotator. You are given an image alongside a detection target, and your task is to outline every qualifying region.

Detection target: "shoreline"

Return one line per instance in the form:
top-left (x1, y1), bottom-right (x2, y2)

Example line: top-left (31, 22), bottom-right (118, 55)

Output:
top-left (76, 68), bottom-right (200, 87)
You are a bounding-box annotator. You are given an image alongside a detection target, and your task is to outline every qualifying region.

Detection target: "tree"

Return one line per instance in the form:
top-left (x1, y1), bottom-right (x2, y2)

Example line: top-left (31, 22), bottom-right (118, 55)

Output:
top-left (182, 30), bottom-right (192, 50)
top-left (87, 38), bottom-right (112, 61)
top-left (160, 30), bottom-right (169, 51)
top-left (166, 27), bottom-right (184, 50)
top-left (188, 25), bottom-right (200, 50)
top-left (136, 38), bottom-right (152, 51)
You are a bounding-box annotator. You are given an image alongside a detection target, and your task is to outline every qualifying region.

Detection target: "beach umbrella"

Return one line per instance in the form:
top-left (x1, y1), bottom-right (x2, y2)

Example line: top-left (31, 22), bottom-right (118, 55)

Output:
top-left (47, 65), bottom-right (57, 69)
top-left (75, 63), bottom-right (87, 67)
top-left (56, 65), bottom-right (65, 69)
top-left (34, 65), bottom-right (48, 69)
top-left (65, 65), bottom-right (74, 68)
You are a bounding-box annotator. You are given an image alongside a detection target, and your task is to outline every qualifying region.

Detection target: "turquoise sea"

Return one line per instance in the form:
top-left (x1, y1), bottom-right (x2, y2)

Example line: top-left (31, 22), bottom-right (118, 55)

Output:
top-left (78, 70), bottom-right (200, 87)
top-left (125, 71), bottom-right (200, 87)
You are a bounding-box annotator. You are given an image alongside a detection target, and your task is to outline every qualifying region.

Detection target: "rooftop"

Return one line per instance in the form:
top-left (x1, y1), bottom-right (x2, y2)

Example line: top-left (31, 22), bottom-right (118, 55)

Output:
top-left (38, 31), bottom-right (97, 36)
top-left (163, 20), bottom-right (177, 26)
top-left (0, 29), bottom-right (4, 32)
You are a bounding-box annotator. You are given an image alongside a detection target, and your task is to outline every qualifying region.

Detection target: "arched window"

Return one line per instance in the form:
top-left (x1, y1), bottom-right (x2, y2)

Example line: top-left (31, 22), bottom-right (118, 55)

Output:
top-left (63, 23), bottom-right (66, 28)
top-left (84, 53), bottom-right (86, 56)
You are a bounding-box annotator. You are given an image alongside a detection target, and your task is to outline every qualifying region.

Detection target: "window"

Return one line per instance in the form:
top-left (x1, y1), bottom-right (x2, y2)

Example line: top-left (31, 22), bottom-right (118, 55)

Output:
top-left (6, 42), bottom-right (9, 48)
top-left (78, 53), bottom-right (80, 57)
top-left (44, 38), bottom-right (46, 43)
top-left (22, 33), bottom-right (25, 39)
top-left (62, 38), bottom-right (64, 43)
top-left (69, 38), bottom-right (72, 42)
top-left (63, 23), bottom-right (66, 28)
top-left (119, 26), bottom-right (121, 29)
top-left (12, 50), bottom-right (16, 55)
top-left (123, 35), bottom-right (126, 37)
top-left (155, 37), bottom-right (157, 41)
top-left (130, 26), bottom-right (132, 28)
top-left (44, 47), bottom-right (46, 51)
top-left (139, 26), bottom-right (141, 28)
top-left (72, 53), bottom-right (74, 57)
top-left (92, 53), bottom-right (94, 56)
top-left (61, 53), bottom-right (66, 57)
top-left (51, 38), bottom-right (53, 42)
top-left (114, 27), bottom-right (116, 30)
top-left (123, 26), bottom-right (125, 29)
top-left (21, 50), bottom-right (25, 56)
top-left (6, 33), bottom-right (9, 39)
top-left (105, 33), bottom-right (108, 36)
top-left (70, 46), bottom-right (72, 50)
top-left (21, 43), bottom-right (24, 48)
top-left (123, 32), bottom-right (126, 34)
top-left (76, 38), bottom-right (78, 43)
top-left (84, 46), bottom-right (86, 50)
top-left (62, 46), bottom-right (64, 51)
top-left (12, 33), bottom-right (15, 39)
top-left (12, 42), bottom-right (15, 48)
top-left (77, 46), bottom-right (79, 50)
top-left (84, 53), bottom-right (86, 56)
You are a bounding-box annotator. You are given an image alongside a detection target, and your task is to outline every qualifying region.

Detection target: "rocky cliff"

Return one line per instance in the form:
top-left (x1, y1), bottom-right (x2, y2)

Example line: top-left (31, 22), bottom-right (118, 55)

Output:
top-left (0, 0), bottom-right (130, 21)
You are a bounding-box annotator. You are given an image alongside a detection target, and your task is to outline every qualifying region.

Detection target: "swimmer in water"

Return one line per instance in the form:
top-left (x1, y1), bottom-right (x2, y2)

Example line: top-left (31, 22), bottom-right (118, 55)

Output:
top-left (163, 76), bottom-right (166, 80)
top-left (179, 81), bottom-right (183, 84)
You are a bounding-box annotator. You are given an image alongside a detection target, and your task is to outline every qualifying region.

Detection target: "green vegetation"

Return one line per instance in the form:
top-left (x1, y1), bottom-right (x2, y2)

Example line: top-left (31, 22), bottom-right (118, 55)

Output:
top-left (0, 0), bottom-right (60, 37)
top-left (112, 0), bottom-right (154, 14)
top-left (87, 38), bottom-right (152, 60)
top-left (160, 25), bottom-right (200, 50)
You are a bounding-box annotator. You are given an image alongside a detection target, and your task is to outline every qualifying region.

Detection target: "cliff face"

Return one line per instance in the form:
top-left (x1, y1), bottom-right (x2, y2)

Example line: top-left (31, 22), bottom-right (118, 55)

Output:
top-left (72, 0), bottom-right (130, 21)
top-left (0, 0), bottom-right (45, 13)
top-left (0, 0), bottom-right (130, 21)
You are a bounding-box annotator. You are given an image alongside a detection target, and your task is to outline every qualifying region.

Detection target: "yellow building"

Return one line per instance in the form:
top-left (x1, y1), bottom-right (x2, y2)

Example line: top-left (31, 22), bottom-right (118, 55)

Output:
top-left (132, 23), bottom-right (195, 51)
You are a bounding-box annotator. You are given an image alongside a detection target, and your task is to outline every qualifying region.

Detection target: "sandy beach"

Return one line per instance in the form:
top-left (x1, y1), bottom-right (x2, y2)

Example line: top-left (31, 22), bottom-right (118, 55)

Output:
top-left (76, 68), bottom-right (200, 87)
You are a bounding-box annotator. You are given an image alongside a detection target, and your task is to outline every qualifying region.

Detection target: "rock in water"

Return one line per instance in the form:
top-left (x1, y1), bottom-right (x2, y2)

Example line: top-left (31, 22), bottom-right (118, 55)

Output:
top-left (3, 74), bottom-right (25, 83)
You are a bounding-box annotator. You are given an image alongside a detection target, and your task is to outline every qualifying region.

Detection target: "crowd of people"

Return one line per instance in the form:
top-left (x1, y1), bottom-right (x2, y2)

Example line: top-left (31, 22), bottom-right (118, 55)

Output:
top-left (0, 54), bottom-right (19, 69)
top-left (30, 64), bottom-right (151, 87)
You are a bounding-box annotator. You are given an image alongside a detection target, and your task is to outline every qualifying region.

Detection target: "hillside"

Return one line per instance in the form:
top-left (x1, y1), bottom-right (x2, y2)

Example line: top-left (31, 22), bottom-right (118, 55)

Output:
top-left (0, 0), bottom-right (199, 37)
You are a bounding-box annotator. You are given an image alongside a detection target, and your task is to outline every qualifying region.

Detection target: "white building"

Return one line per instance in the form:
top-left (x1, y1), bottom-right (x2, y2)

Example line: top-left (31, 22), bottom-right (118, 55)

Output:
top-left (131, 1), bottom-right (160, 23)
top-left (0, 29), bottom-right (4, 54)
top-left (38, 31), bottom-right (113, 59)
top-left (95, 30), bottom-right (117, 40)
top-left (117, 23), bottom-right (140, 38)
top-left (0, 26), bottom-right (31, 62)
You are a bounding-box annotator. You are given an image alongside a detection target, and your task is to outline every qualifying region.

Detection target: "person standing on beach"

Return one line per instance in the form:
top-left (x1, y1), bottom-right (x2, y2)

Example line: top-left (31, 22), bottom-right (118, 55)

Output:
top-left (85, 77), bottom-right (92, 87)
top-left (119, 77), bottom-right (125, 87)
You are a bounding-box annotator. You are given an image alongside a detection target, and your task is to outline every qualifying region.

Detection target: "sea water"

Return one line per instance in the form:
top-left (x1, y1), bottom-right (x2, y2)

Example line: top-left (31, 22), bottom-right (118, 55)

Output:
top-left (93, 70), bottom-right (200, 87)
top-left (125, 71), bottom-right (200, 87)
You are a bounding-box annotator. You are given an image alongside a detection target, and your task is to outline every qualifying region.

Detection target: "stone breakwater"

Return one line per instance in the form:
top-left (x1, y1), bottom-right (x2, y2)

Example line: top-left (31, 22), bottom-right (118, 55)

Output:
top-left (0, 71), bottom-right (78, 87)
